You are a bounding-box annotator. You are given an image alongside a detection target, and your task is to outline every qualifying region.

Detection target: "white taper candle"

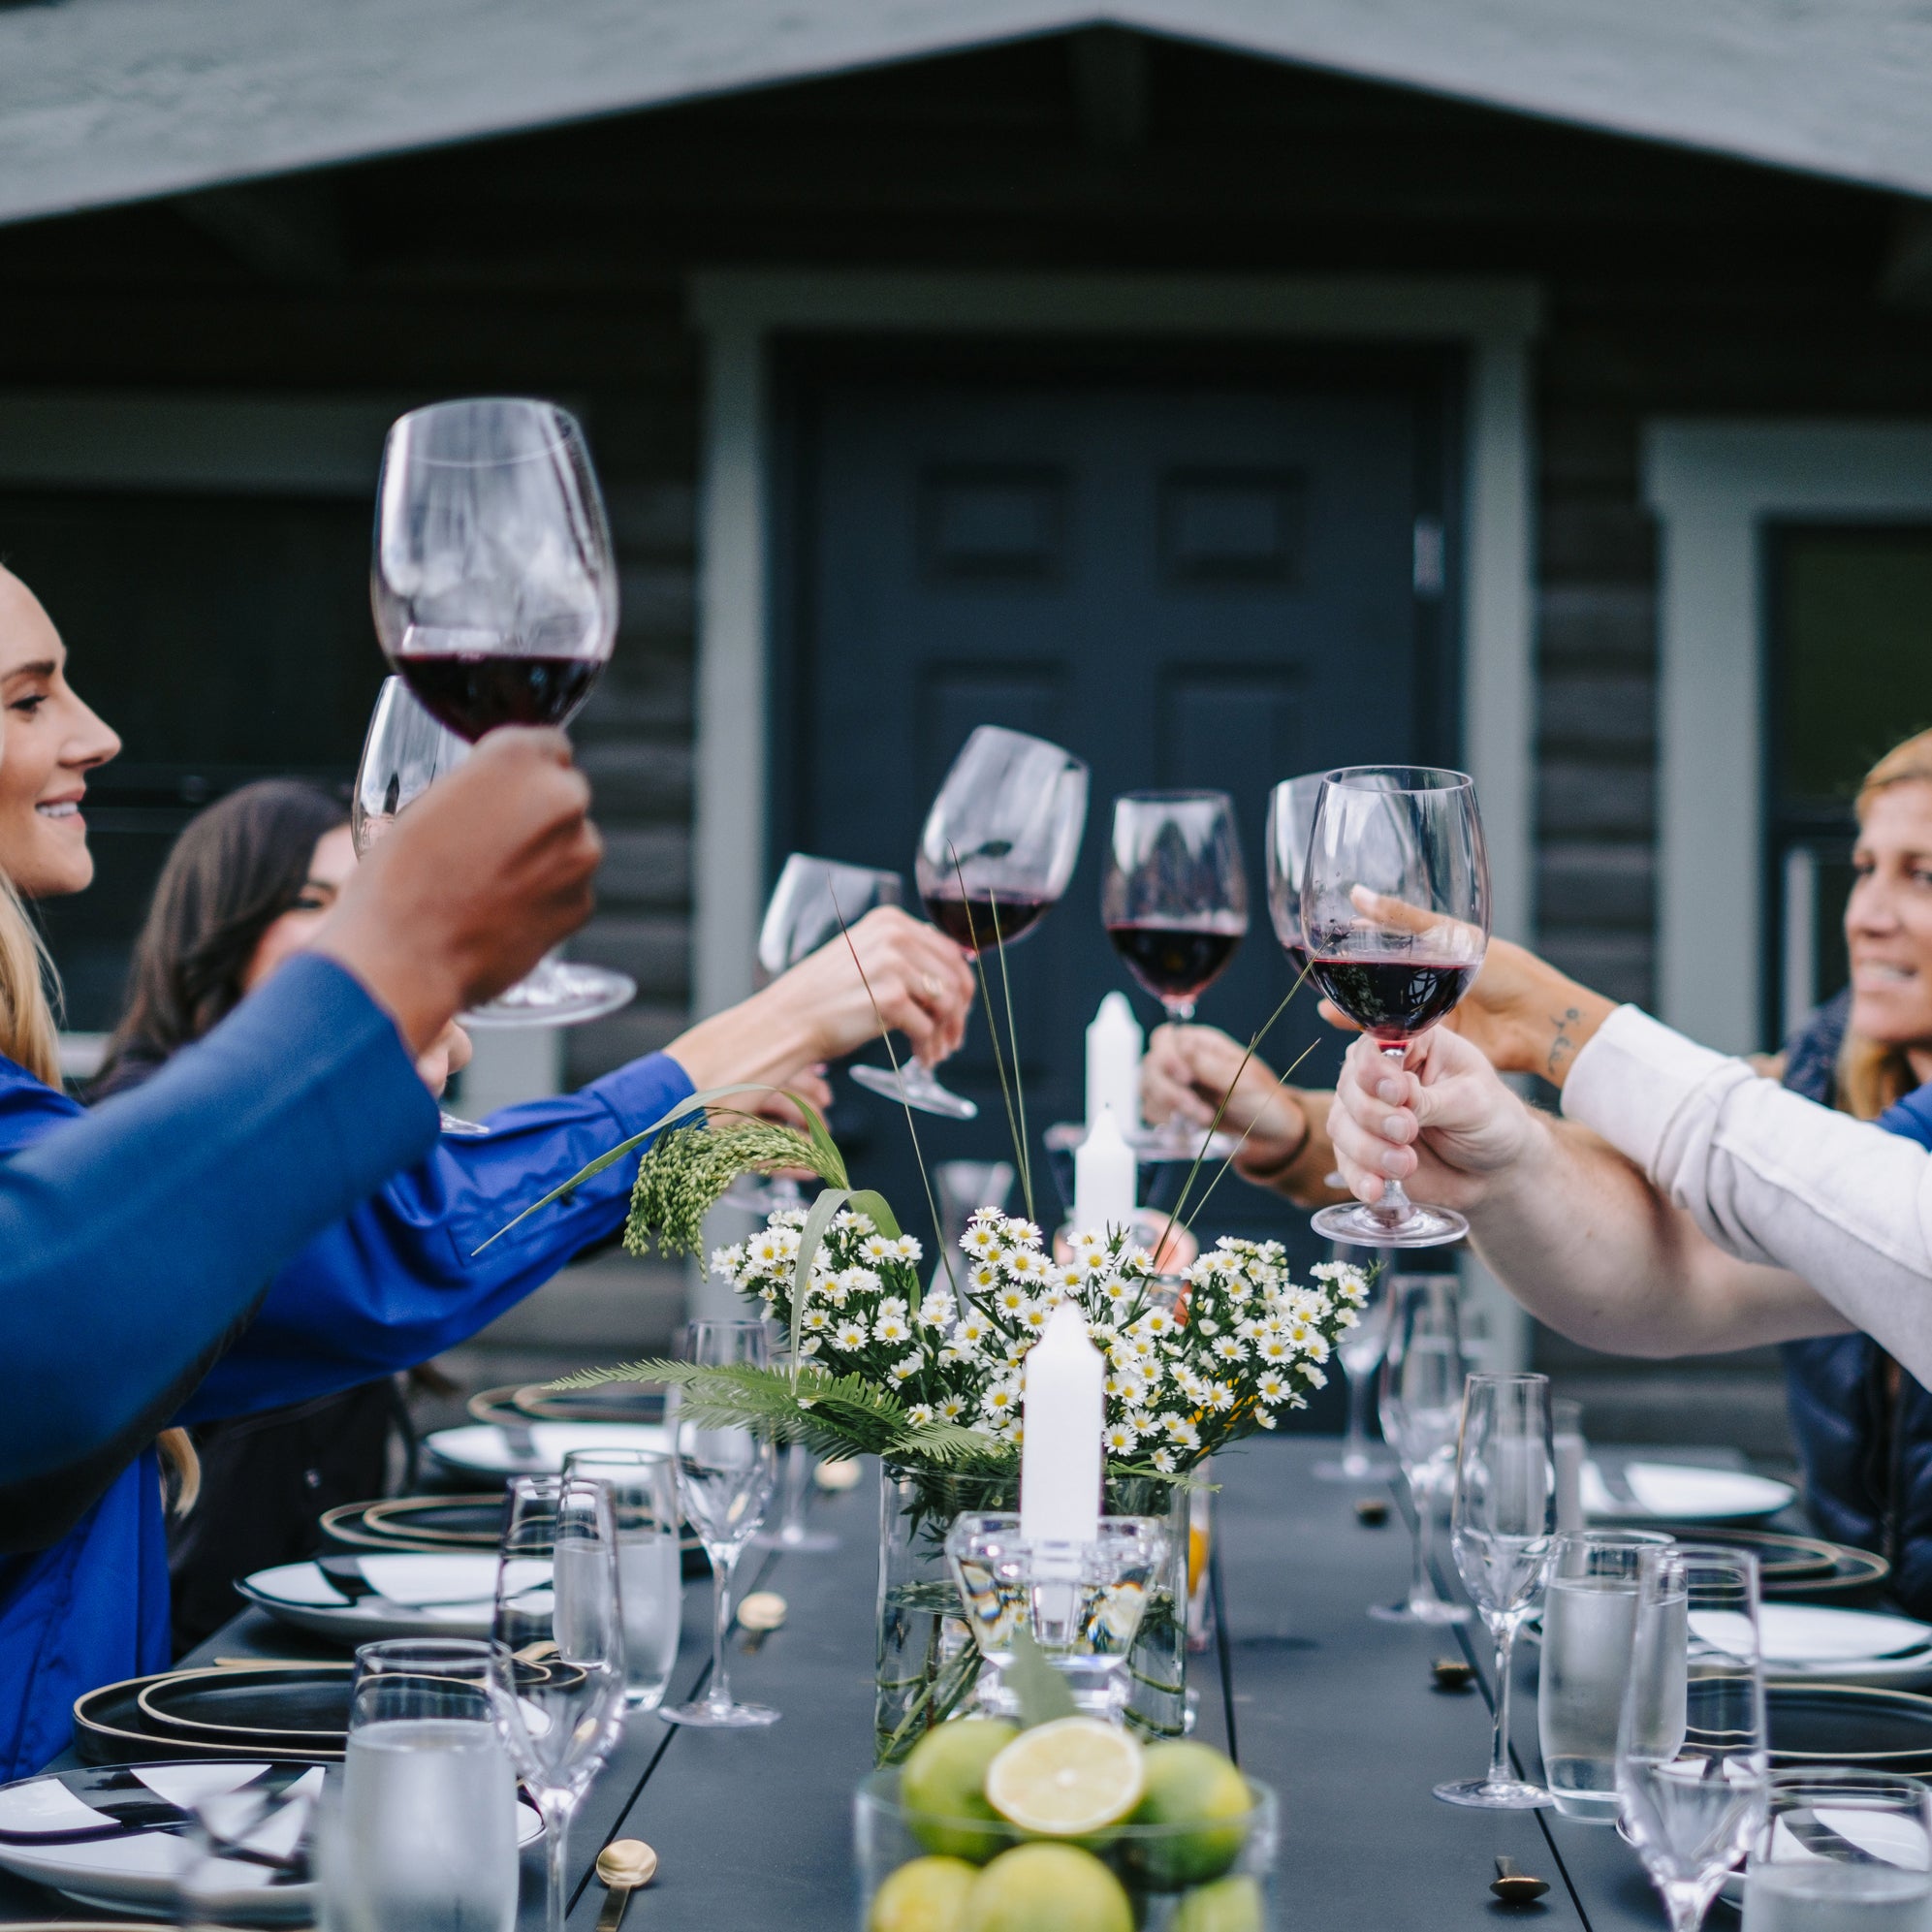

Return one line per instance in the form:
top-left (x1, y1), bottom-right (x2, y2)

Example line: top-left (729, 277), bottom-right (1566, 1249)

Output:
top-left (1085, 992), bottom-right (1143, 1132)
top-left (1020, 1300), bottom-right (1104, 1547)
top-left (1073, 1102), bottom-right (1136, 1237)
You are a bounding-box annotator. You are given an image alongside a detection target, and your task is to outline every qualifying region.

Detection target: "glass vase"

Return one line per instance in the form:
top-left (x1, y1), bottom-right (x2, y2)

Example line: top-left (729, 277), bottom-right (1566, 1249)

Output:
top-left (1105, 1472), bottom-right (1190, 1740)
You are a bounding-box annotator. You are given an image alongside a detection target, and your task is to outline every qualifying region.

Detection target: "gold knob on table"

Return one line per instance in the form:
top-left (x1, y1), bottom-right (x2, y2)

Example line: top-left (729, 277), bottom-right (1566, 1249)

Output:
top-left (594, 1839), bottom-right (657, 1932)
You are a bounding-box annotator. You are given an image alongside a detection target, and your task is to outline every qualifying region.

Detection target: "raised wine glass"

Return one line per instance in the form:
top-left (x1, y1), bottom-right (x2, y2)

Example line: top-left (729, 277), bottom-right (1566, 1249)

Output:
top-left (371, 395), bottom-right (634, 1028)
top-left (1618, 1544), bottom-right (1768, 1932)
top-left (1102, 790), bottom-right (1247, 1154)
top-left (1436, 1372), bottom-right (1556, 1809)
top-left (1300, 765), bottom-right (1490, 1248)
top-left (850, 725), bottom-right (1089, 1121)
top-left (1262, 772), bottom-right (1327, 981)
top-left (351, 677), bottom-right (488, 1137)
top-left (1372, 1274), bottom-right (1471, 1626)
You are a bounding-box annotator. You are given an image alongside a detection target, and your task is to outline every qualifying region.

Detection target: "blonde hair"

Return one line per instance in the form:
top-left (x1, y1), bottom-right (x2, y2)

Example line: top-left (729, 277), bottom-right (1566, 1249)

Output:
top-left (1837, 727), bottom-right (1932, 1120)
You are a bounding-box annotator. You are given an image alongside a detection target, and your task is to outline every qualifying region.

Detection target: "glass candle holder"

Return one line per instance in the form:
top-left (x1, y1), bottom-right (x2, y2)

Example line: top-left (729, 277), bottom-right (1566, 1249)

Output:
top-left (944, 1512), bottom-right (1168, 1720)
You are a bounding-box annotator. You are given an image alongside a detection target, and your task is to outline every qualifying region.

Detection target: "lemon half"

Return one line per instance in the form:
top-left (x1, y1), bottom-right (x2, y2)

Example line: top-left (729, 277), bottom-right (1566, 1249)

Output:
top-left (983, 1717), bottom-right (1145, 1837)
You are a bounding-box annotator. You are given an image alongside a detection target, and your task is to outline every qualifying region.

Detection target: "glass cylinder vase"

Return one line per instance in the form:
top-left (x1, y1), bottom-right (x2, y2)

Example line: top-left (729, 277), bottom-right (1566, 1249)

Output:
top-left (1105, 1472), bottom-right (1189, 1740)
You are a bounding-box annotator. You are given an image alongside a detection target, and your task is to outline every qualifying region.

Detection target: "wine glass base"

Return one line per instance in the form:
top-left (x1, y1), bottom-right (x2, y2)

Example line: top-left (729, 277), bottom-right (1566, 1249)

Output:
top-left (848, 1061), bottom-right (978, 1121)
top-left (1314, 1455), bottom-right (1399, 1482)
top-left (1433, 1777), bottom-right (1552, 1810)
top-left (751, 1526), bottom-right (840, 1553)
top-left (463, 964), bottom-right (636, 1029)
top-left (1368, 1598), bottom-right (1472, 1625)
top-left (1312, 1200), bottom-right (1470, 1250)
top-left (439, 1110), bottom-right (491, 1136)
top-left (659, 1697), bottom-right (779, 1728)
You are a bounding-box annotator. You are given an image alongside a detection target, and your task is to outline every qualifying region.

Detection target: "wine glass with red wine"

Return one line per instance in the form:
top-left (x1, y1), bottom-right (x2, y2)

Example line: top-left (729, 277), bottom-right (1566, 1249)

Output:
top-left (1263, 772), bottom-right (1328, 980)
top-left (849, 725), bottom-right (1089, 1121)
top-left (1300, 765), bottom-right (1489, 1249)
top-left (1101, 791), bottom-right (1248, 1151)
top-left (371, 396), bottom-right (634, 1028)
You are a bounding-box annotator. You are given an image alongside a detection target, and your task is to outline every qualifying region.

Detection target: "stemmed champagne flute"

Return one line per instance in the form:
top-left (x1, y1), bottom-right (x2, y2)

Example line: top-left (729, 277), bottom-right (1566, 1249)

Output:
top-left (1314, 1263), bottom-right (1397, 1482)
top-left (371, 395), bottom-right (633, 1027)
top-left (490, 1476), bottom-right (626, 1932)
top-left (1101, 790), bottom-right (1247, 1153)
top-left (661, 1320), bottom-right (780, 1727)
top-left (1300, 766), bottom-right (1490, 1248)
top-left (850, 725), bottom-right (1089, 1121)
top-left (1618, 1544), bottom-right (1768, 1932)
top-left (1435, 1373), bottom-right (1556, 1808)
top-left (352, 677), bottom-right (488, 1136)
top-left (1262, 771), bottom-right (1328, 980)
top-left (1372, 1275), bottom-right (1471, 1626)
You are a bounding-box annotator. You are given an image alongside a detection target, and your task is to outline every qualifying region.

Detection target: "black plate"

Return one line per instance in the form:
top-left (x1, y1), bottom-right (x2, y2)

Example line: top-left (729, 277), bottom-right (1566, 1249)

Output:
top-left (320, 1494), bottom-right (506, 1552)
top-left (75, 1667), bottom-right (350, 1766)
top-left (1631, 1525), bottom-right (1892, 1599)
top-left (1769, 1683), bottom-right (1932, 1772)
top-left (465, 1381), bottom-right (666, 1428)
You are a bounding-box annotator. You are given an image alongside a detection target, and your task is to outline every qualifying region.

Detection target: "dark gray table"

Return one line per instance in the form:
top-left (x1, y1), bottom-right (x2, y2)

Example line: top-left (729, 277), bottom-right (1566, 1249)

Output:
top-left (1, 1437), bottom-right (1678, 1928)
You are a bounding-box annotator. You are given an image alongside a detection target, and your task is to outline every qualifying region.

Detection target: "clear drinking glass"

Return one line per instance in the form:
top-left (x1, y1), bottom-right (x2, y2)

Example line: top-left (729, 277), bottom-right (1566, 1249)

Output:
top-left (181, 1777), bottom-right (325, 1932)
top-left (1314, 1260), bottom-right (1398, 1482)
top-left (334, 1637), bottom-right (521, 1932)
top-left (851, 725), bottom-right (1088, 1121)
top-left (491, 1477), bottom-right (626, 1932)
top-left (1743, 1771), bottom-right (1932, 1930)
top-left (372, 395), bottom-right (633, 1028)
top-left (562, 1447), bottom-right (683, 1711)
top-left (351, 677), bottom-right (487, 1136)
top-left (1300, 766), bottom-right (1490, 1248)
top-left (1539, 1530), bottom-right (1673, 1821)
top-left (1371, 1275), bottom-right (1471, 1626)
top-left (1263, 771), bottom-right (1328, 982)
top-left (1618, 1543), bottom-right (1770, 1932)
top-left (1436, 1373), bottom-right (1557, 1809)
top-left (1553, 1396), bottom-right (1588, 1533)
top-left (661, 1319), bottom-right (780, 1727)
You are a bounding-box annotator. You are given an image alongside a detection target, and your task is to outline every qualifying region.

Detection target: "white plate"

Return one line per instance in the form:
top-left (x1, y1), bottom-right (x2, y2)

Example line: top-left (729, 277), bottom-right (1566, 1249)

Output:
top-left (424, 1422), bottom-right (671, 1477)
top-left (1753, 1605), bottom-right (1932, 1667)
top-left (1582, 1460), bottom-right (1795, 1523)
top-left (237, 1554), bottom-right (501, 1643)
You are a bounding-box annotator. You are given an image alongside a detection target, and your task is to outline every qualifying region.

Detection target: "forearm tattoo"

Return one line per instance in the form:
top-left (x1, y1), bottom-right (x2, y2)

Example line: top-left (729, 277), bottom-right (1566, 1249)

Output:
top-left (1546, 1006), bottom-right (1582, 1082)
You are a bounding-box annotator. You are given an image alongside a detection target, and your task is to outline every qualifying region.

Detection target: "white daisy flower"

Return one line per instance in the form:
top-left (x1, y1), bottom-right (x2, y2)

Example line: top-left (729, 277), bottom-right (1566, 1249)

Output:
top-left (953, 1314), bottom-right (991, 1348)
top-left (981, 1381), bottom-right (1021, 1420)
top-left (1150, 1447), bottom-right (1177, 1473)
top-left (1001, 1218), bottom-right (1041, 1246)
top-left (1020, 1302), bottom-right (1053, 1333)
top-left (861, 1233), bottom-right (896, 1261)
top-left (966, 1261), bottom-right (1002, 1296)
top-left (803, 1307), bottom-right (830, 1332)
top-left (749, 1232), bottom-right (786, 1270)
top-left (798, 1336), bottom-right (822, 1356)
top-left (1256, 1372), bottom-right (1289, 1405)
top-left (1212, 1335), bottom-right (1245, 1363)
top-left (1101, 1421), bottom-right (1139, 1454)
top-left (906, 1404), bottom-right (934, 1427)
top-left (919, 1291), bottom-right (955, 1329)
top-left (963, 1223), bottom-right (1001, 1257)
top-left (894, 1235), bottom-right (924, 1262)
top-left (1206, 1380), bottom-right (1236, 1412)
top-left (1125, 1409), bottom-right (1156, 1438)
top-left (888, 1353), bottom-right (921, 1382)
top-left (937, 1395), bottom-right (968, 1421)
top-left (1134, 1310), bottom-right (1174, 1339)
top-left (834, 1321), bottom-right (869, 1351)
top-left (994, 1284), bottom-right (1029, 1315)
top-left (1006, 1248), bottom-right (1043, 1282)
top-left (874, 1312), bottom-right (911, 1346)
top-left (1165, 1416), bottom-right (1201, 1449)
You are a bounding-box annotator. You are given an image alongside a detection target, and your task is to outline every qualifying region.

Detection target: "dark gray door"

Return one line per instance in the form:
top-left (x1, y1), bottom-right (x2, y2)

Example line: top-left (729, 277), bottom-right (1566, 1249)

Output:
top-left (779, 348), bottom-right (1456, 1287)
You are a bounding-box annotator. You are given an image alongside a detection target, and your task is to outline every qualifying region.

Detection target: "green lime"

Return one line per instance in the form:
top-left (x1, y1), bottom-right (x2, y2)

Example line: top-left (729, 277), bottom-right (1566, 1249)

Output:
top-left (868, 1855), bottom-right (978, 1932)
top-left (1170, 1875), bottom-right (1266, 1932)
top-left (903, 1719), bottom-right (1019, 1861)
top-left (960, 1843), bottom-right (1133, 1932)
top-left (984, 1717), bottom-right (1145, 1838)
top-left (1123, 1741), bottom-right (1251, 1888)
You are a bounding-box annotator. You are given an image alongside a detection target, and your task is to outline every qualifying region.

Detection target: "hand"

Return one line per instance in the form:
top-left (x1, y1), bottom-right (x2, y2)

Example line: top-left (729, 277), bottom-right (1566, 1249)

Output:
top-left (741, 1068), bottom-right (835, 1127)
top-left (315, 727), bottom-right (600, 1053)
top-left (415, 1021), bottom-right (472, 1097)
top-left (1326, 1028), bottom-right (1538, 1211)
top-left (1140, 1025), bottom-right (1310, 1178)
top-left (773, 905), bottom-right (978, 1068)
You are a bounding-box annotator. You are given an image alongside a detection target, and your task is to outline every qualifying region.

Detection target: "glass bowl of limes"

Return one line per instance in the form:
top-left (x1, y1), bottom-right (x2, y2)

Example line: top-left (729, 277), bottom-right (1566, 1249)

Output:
top-left (855, 1715), bottom-right (1277, 1932)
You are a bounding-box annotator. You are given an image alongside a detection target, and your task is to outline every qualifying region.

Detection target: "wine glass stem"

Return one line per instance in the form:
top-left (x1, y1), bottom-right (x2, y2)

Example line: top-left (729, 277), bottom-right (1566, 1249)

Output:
top-left (1343, 1365), bottom-right (1373, 1465)
top-left (542, 1801), bottom-right (571, 1932)
top-left (1486, 1619), bottom-right (1517, 1788)
top-left (1377, 1044), bottom-right (1415, 1222)
top-left (780, 1444), bottom-right (810, 1539)
top-left (1409, 1472), bottom-right (1434, 1608)
top-left (708, 1543), bottom-right (741, 1710)
top-left (1660, 1879), bottom-right (1714, 1932)
top-left (1166, 999), bottom-right (1195, 1025)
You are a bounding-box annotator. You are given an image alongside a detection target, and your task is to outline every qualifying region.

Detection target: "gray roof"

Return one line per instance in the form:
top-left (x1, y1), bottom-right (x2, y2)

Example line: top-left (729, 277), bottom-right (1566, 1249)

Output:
top-left (1, 0), bottom-right (1928, 227)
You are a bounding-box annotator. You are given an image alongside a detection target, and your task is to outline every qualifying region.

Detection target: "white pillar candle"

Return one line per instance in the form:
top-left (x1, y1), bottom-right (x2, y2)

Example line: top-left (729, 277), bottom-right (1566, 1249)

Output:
top-left (1020, 1301), bottom-right (1104, 1548)
top-left (1085, 992), bottom-right (1143, 1131)
top-left (1073, 1102), bottom-right (1136, 1236)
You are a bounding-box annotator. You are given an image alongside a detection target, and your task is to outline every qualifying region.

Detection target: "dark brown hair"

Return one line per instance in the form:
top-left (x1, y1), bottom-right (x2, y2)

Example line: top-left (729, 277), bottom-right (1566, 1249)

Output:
top-left (93, 778), bottom-right (348, 1098)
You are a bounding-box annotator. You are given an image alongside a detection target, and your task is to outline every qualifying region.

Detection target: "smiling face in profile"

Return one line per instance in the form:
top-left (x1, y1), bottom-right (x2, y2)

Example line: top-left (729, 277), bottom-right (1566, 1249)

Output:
top-left (1847, 777), bottom-right (1932, 1077)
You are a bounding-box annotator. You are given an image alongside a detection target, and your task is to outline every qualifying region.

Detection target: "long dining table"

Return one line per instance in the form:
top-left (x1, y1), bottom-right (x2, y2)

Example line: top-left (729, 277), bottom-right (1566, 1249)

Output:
top-left (2, 1434), bottom-right (1694, 1929)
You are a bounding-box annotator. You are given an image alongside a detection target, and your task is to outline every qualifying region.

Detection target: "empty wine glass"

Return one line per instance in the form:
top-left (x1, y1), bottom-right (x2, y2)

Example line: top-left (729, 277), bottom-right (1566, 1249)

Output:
top-left (1371, 1275), bottom-right (1471, 1626)
top-left (351, 678), bottom-right (487, 1136)
top-left (372, 396), bottom-right (633, 1028)
top-left (490, 1475), bottom-right (626, 1932)
top-left (1314, 1262), bottom-right (1398, 1482)
top-left (1301, 766), bottom-right (1490, 1248)
top-left (1436, 1373), bottom-right (1556, 1809)
top-left (1618, 1544), bottom-right (1769, 1932)
top-left (561, 1447), bottom-right (683, 1711)
top-left (661, 1320), bottom-right (780, 1727)
top-left (1262, 771), bottom-right (1327, 980)
top-left (850, 725), bottom-right (1089, 1121)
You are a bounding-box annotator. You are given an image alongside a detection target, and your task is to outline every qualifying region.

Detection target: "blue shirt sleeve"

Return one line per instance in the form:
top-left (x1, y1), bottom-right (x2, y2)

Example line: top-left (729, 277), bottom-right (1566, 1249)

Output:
top-left (1879, 1085), bottom-right (1932, 1151)
top-left (0, 954), bottom-right (437, 1487)
top-left (176, 1049), bottom-right (697, 1421)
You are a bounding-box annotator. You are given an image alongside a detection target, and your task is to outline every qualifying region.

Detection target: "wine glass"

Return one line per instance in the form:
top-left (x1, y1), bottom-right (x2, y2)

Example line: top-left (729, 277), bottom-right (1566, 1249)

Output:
top-left (1618, 1544), bottom-right (1768, 1932)
top-left (850, 725), bottom-right (1089, 1121)
top-left (1101, 790), bottom-right (1248, 1155)
top-left (1435, 1372), bottom-right (1556, 1809)
top-left (660, 1320), bottom-right (780, 1727)
top-left (371, 395), bottom-right (634, 1028)
top-left (490, 1475), bottom-right (626, 1932)
top-left (561, 1447), bottom-right (684, 1711)
top-left (1263, 772), bottom-right (1328, 980)
top-left (351, 678), bottom-right (488, 1136)
top-left (1314, 1261), bottom-right (1398, 1482)
top-left (1301, 765), bottom-right (1490, 1248)
top-left (1371, 1275), bottom-right (1471, 1626)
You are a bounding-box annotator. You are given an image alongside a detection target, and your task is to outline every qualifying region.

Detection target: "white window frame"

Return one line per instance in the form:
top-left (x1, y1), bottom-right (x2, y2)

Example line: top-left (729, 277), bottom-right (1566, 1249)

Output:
top-left (1646, 422), bottom-right (1932, 1053)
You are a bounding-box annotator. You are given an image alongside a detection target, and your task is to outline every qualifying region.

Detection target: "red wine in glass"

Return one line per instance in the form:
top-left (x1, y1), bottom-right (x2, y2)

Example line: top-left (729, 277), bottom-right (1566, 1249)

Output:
top-left (921, 890), bottom-right (1052, 955)
top-left (394, 652), bottom-right (602, 743)
top-left (1107, 921), bottom-right (1244, 1013)
top-left (1307, 956), bottom-right (1479, 1043)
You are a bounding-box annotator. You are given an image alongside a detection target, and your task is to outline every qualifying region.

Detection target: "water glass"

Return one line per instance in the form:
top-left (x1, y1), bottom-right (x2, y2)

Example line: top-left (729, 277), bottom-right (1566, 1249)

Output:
top-left (1618, 1543), bottom-right (1769, 1932)
top-left (1539, 1530), bottom-right (1672, 1821)
top-left (564, 1446), bottom-right (684, 1711)
top-left (1743, 1771), bottom-right (1932, 1930)
top-left (1371, 1274), bottom-right (1471, 1625)
top-left (336, 1637), bottom-right (520, 1932)
top-left (181, 1778), bottom-right (324, 1932)
top-left (1315, 1262), bottom-right (1397, 1482)
top-left (1437, 1373), bottom-right (1556, 1809)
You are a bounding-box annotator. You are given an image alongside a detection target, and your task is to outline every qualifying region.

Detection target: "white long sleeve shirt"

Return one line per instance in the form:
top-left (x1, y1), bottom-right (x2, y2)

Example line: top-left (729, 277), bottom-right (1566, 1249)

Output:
top-left (1563, 1004), bottom-right (1932, 1381)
